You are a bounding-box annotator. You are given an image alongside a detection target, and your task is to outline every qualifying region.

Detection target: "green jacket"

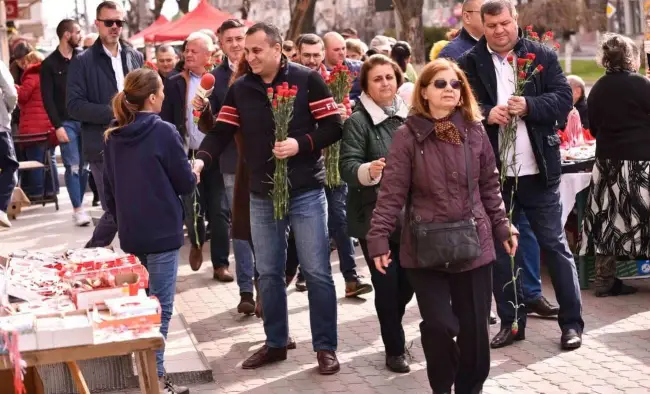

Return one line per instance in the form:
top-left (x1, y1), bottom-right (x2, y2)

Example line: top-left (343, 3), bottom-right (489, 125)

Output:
top-left (339, 92), bottom-right (409, 240)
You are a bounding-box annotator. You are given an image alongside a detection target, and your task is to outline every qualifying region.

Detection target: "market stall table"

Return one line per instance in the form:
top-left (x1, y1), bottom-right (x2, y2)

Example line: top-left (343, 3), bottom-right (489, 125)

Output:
top-left (0, 334), bottom-right (163, 394)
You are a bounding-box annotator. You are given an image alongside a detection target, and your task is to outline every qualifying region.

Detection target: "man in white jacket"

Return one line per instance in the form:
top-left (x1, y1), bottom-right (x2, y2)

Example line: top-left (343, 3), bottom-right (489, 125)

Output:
top-left (0, 61), bottom-right (18, 227)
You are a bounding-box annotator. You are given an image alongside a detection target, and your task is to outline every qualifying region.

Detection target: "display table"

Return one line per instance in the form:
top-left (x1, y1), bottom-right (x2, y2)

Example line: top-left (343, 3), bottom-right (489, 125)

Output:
top-left (0, 335), bottom-right (163, 394)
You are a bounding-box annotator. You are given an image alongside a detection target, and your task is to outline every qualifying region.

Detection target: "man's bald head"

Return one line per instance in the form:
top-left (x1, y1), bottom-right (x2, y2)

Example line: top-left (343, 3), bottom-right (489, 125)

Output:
top-left (323, 32), bottom-right (346, 68)
top-left (461, 0), bottom-right (485, 38)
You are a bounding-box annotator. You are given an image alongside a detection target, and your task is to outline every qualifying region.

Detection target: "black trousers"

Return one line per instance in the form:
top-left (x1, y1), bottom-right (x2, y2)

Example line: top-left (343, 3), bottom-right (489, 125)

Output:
top-left (408, 263), bottom-right (492, 394)
top-left (360, 239), bottom-right (414, 357)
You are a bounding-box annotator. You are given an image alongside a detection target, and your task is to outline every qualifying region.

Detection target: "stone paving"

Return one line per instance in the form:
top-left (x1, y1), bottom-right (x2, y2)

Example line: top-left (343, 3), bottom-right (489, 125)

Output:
top-left (3, 192), bottom-right (650, 393)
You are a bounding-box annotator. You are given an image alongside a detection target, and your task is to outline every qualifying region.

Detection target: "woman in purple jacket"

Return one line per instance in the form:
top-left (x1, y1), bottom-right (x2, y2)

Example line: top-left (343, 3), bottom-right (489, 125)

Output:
top-left (366, 58), bottom-right (518, 394)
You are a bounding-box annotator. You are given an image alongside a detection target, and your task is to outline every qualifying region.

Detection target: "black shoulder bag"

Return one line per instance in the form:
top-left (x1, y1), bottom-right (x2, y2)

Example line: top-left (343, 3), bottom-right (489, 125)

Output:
top-left (410, 138), bottom-right (482, 269)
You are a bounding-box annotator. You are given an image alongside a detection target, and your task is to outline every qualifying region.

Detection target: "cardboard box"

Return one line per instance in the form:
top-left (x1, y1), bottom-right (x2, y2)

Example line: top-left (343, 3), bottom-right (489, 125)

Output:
top-left (72, 272), bottom-right (141, 310)
top-left (35, 310), bottom-right (93, 350)
top-left (92, 296), bottom-right (161, 329)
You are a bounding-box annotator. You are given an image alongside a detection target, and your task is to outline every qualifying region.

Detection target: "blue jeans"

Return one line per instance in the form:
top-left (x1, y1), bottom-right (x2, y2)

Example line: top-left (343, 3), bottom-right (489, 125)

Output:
top-left (297, 184), bottom-right (358, 282)
top-left (136, 249), bottom-right (180, 377)
top-left (223, 173), bottom-right (255, 294)
top-left (516, 212), bottom-right (542, 301)
top-left (21, 145), bottom-right (58, 197)
top-left (493, 176), bottom-right (584, 332)
top-left (60, 121), bottom-right (88, 209)
top-left (0, 131), bottom-right (18, 212)
top-left (326, 185), bottom-right (358, 282)
top-left (250, 188), bottom-right (337, 351)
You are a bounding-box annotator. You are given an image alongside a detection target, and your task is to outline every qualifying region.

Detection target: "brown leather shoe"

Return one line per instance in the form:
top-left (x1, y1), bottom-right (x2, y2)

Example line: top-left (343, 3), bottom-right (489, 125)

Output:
top-left (316, 350), bottom-right (340, 375)
top-left (213, 267), bottom-right (234, 282)
top-left (242, 345), bottom-right (287, 369)
top-left (189, 245), bottom-right (203, 271)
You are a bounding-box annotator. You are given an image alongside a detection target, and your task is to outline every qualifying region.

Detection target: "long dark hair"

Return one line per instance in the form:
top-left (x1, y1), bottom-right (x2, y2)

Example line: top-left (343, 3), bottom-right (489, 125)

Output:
top-left (105, 68), bottom-right (161, 140)
top-left (390, 41), bottom-right (411, 74)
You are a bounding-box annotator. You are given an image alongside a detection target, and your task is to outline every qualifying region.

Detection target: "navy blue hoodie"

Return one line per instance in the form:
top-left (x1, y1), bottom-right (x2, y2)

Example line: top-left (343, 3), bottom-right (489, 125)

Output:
top-left (103, 112), bottom-right (196, 255)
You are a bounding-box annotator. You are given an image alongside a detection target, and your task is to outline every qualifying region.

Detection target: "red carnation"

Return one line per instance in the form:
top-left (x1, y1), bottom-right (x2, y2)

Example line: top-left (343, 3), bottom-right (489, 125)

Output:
top-left (282, 81), bottom-right (289, 90)
top-left (267, 87), bottom-right (274, 95)
top-left (526, 53), bottom-right (536, 61)
top-left (289, 88), bottom-right (298, 97)
top-left (545, 31), bottom-right (554, 40)
top-left (531, 32), bottom-right (539, 40)
top-left (272, 99), bottom-right (278, 108)
top-left (554, 42), bottom-right (561, 50)
top-left (506, 55), bottom-right (514, 63)
top-left (536, 65), bottom-right (544, 72)
top-left (525, 25), bottom-right (533, 32)
top-left (518, 71), bottom-right (526, 79)
top-left (517, 58), bottom-right (528, 68)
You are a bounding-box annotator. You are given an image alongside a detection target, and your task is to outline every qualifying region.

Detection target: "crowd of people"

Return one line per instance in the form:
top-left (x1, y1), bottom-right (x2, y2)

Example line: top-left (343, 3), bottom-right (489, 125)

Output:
top-left (0, 0), bottom-right (648, 393)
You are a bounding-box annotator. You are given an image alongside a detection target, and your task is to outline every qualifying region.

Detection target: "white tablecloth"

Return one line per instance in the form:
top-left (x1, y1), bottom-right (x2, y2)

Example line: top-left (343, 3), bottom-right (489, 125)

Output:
top-left (560, 172), bottom-right (593, 227)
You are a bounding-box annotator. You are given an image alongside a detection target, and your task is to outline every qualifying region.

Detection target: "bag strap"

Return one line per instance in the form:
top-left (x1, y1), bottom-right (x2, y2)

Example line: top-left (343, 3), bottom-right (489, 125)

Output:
top-left (463, 131), bottom-right (478, 219)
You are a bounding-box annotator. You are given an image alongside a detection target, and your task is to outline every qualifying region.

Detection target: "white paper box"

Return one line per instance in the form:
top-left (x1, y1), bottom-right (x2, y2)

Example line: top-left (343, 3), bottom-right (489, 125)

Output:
top-left (35, 313), bottom-right (94, 350)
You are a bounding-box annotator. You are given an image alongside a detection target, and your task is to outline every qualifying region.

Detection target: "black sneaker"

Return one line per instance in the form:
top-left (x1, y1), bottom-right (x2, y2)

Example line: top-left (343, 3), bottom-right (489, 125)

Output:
top-left (161, 375), bottom-right (189, 394)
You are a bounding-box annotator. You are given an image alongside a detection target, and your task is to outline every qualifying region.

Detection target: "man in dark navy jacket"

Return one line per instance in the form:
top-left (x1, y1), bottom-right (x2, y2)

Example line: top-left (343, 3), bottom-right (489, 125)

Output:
top-left (441, 0), bottom-right (558, 324)
top-left (67, 1), bottom-right (143, 248)
top-left (437, 0), bottom-right (484, 60)
top-left (193, 22), bottom-right (342, 375)
top-left (458, 0), bottom-right (583, 351)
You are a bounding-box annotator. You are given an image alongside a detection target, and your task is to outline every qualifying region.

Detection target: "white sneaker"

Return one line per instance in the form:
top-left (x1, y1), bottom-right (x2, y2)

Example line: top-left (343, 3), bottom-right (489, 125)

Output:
top-left (0, 211), bottom-right (11, 228)
top-left (73, 211), bottom-right (91, 227)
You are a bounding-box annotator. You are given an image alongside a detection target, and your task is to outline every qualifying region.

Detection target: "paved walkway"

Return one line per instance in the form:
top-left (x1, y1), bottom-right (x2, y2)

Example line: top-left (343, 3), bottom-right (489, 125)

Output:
top-left (3, 191), bottom-right (650, 393)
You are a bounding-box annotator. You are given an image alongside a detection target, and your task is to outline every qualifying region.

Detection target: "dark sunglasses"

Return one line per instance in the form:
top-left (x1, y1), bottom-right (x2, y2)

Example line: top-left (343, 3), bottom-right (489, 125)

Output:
top-left (432, 79), bottom-right (462, 90)
top-left (98, 19), bottom-right (124, 28)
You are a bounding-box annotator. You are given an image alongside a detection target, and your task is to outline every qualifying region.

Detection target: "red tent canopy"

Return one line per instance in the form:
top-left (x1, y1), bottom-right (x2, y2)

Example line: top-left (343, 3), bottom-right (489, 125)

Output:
top-left (146, 0), bottom-right (253, 43)
top-left (129, 16), bottom-right (169, 47)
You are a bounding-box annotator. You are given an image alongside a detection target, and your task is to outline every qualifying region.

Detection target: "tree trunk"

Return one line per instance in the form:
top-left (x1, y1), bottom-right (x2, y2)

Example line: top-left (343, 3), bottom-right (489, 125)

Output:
top-left (177, 0), bottom-right (191, 14)
top-left (393, 0), bottom-right (425, 63)
top-left (153, 0), bottom-right (165, 19)
top-left (125, 0), bottom-right (140, 35)
top-left (300, 0), bottom-right (317, 33)
top-left (286, 0), bottom-right (316, 42)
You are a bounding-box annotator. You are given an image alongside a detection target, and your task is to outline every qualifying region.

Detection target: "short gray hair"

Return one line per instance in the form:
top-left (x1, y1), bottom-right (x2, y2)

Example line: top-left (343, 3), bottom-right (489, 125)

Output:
top-left (155, 44), bottom-right (176, 57)
top-left (598, 33), bottom-right (638, 72)
top-left (480, 0), bottom-right (517, 22)
top-left (186, 32), bottom-right (215, 52)
top-left (566, 75), bottom-right (585, 96)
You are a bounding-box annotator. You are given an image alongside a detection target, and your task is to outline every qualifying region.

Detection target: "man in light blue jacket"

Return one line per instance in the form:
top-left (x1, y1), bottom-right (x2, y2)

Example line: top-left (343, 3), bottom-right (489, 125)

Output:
top-left (0, 61), bottom-right (18, 228)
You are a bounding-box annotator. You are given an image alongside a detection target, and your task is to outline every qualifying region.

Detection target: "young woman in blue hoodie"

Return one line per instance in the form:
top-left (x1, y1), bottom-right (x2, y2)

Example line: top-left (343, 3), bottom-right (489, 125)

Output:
top-left (103, 68), bottom-right (196, 394)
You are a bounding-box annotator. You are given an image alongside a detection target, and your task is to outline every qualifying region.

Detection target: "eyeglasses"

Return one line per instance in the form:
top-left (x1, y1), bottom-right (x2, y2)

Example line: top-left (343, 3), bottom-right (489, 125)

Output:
top-left (98, 19), bottom-right (124, 28)
top-left (431, 79), bottom-right (462, 90)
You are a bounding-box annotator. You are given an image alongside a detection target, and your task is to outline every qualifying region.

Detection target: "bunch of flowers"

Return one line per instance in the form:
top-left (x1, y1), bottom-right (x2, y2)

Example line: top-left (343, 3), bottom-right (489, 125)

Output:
top-left (324, 64), bottom-right (354, 187)
top-left (500, 27), bottom-right (557, 336)
top-left (268, 82), bottom-right (298, 220)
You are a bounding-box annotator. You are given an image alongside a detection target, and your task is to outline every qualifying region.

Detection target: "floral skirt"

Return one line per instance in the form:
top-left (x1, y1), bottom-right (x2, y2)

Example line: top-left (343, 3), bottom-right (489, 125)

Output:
top-left (579, 158), bottom-right (650, 257)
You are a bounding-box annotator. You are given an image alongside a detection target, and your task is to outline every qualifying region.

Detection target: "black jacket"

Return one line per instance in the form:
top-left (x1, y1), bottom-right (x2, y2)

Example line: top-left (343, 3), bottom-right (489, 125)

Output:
top-left (40, 47), bottom-right (82, 129)
top-left (196, 60), bottom-right (342, 196)
top-left (66, 39), bottom-right (143, 162)
top-left (587, 70), bottom-right (650, 161)
top-left (160, 71), bottom-right (190, 143)
top-left (458, 35), bottom-right (572, 186)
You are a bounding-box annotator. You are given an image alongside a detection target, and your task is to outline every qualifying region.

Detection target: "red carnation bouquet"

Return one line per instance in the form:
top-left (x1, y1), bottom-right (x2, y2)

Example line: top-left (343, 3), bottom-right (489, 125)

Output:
top-left (268, 82), bottom-right (298, 219)
top-left (324, 64), bottom-right (354, 187)
top-left (500, 27), bottom-right (558, 337)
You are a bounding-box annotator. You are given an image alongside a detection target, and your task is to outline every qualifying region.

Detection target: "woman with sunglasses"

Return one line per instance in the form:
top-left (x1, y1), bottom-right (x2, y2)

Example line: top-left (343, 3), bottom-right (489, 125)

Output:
top-left (339, 54), bottom-right (412, 373)
top-left (366, 58), bottom-right (517, 393)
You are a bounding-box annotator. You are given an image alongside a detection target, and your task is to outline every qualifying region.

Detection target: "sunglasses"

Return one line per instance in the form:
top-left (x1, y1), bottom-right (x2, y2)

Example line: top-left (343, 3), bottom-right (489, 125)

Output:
top-left (431, 79), bottom-right (462, 90)
top-left (98, 19), bottom-right (124, 28)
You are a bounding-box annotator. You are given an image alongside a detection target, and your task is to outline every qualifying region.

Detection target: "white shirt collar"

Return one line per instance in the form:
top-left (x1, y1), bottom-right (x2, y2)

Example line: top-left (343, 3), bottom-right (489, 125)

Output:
top-left (103, 42), bottom-right (122, 58)
top-left (227, 58), bottom-right (237, 72)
